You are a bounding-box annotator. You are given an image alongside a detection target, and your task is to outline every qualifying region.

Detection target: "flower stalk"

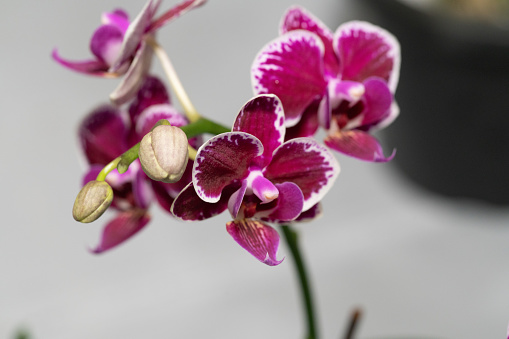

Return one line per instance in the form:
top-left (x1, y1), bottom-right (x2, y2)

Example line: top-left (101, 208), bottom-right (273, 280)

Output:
top-left (281, 225), bottom-right (318, 339)
top-left (147, 37), bottom-right (201, 123)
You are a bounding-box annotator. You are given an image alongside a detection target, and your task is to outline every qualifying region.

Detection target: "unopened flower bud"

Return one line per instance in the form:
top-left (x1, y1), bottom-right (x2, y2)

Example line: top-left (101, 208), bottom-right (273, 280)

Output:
top-left (139, 125), bottom-right (189, 183)
top-left (73, 180), bottom-right (113, 223)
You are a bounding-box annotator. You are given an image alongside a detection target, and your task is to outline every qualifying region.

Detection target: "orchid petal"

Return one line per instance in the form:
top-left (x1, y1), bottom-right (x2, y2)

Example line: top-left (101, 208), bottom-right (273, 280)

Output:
top-left (110, 41), bottom-right (153, 106)
top-left (280, 6), bottom-right (339, 77)
top-left (193, 132), bottom-right (263, 203)
top-left (260, 182), bottom-right (304, 222)
top-left (101, 10), bottom-right (130, 33)
top-left (90, 210), bottom-right (150, 254)
top-left (252, 30), bottom-right (327, 127)
top-left (264, 138), bottom-right (339, 211)
top-left (227, 180), bottom-right (248, 219)
top-left (82, 166), bottom-right (102, 186)
top-left (252, 176), bottom-right (279, 204)
top-left (284, 101), bottom-right (320, 140)
top-left (171, 182), bottom-right (237, 221)
top-left (226, 219), bottom-right (283, 266)
top-left (110, 0), bottom-right (155, 72)
top-left (79, 104), bottom-right (129, 165)
top-left (295, 203), bottom-right (322, 222)
top-left (128, 75), bottom-right (171, 122)
top-left (148, 0), bottom-right (207, 32)
top-left (132, 164), bottom-right (153, 209)
top-left (334, 21), bottom-right (401, 93)
top-left (90, 25), bottom-right (124, 66)
top-left (317, 88), bottom-right (331, 129)
top-left (360, 77), bottom-right (393, 127)
top-left (324, 129), bottom-right (395, 162)
top-left (135, 104), bottom-right (187, 137)
top-left (373, 101), bottom-right (400, 131)
top-left (51, 49), bottom-right (110, 76)
top-left (233, 94), bottom-right (285, 166)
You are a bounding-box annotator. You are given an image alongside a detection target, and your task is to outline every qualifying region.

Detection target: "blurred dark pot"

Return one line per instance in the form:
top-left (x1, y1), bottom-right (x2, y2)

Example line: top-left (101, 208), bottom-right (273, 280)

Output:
top-left (353, 0), bottom-right (509, 205)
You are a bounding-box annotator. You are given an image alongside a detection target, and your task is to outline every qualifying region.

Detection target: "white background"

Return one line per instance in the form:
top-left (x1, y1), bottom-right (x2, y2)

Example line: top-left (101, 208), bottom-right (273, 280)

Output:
top-left (1, 0), bottom-right (509, 338)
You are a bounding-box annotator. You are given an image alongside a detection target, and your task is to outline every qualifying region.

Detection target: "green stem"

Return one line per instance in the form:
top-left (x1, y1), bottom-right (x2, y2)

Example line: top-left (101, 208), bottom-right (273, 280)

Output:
top-left (96, 157), bottom-right (121, 181)
top-left (180, 117), bottom-right (230, 138)
top-left (281, 225), bottom-right (318, 339)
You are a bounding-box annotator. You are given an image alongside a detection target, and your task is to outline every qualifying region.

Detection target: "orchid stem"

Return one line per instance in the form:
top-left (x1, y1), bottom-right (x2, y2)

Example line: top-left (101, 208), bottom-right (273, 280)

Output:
top-left (96, 157), bottom-right (121, 181)
top-left (147, 37), bottom-right (201, 123)
top-left (281, 225), bottom-right (318, 339)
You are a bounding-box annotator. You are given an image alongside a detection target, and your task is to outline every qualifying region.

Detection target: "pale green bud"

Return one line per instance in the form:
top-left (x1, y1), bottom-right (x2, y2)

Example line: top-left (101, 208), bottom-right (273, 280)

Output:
top-left (139, 125), bottom-right (189, 183)
top-left (72, 180), bottom-right (113, 223)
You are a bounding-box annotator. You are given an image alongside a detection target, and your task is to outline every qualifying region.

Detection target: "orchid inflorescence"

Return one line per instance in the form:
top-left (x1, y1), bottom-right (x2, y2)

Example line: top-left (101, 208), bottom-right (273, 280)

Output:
top-left (57, 0), bottom-right (400, 266)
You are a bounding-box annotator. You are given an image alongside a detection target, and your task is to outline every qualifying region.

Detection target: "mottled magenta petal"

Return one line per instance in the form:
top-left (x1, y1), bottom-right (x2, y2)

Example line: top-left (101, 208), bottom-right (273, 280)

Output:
top-left (280, 6), bottom-right (339, 77)
top-left (90, 25), bottom-right (124, 66)
top-left (51, 49), bottom-right (110, 76)
top-left (295, 203), bottom-right (322, 222)
top-left (261, 182), bottom-right (303, 222)
top-left (335, 21), bottom-right (401, 93)
top-left (193, 132), bottom-right (263, 203)
top-left (135, 104), bottom-right (187, 137)
top-left (91, 210), bottom-right (150, 254)
top-left (252, 31), bottom-right (327, 127)
top-left (79, 104), bottom-right (128, 165)
top-left (324, 129), bottom-right (395, 162)
top-left (110, 0), bottom-right (155, 72)
top-left (264, 138), bottom-right (339, 211)
top-left (148, 0), bottom-right (207, 32)
top-left (128, 76), bottom-right (171, 123)
top-left (226, 219), bottom-right (283, 266)
top-left (233, 95), bottom-right (285, 167)
top-left (227, 180), bottom-right (248, 219)
top-left (171, 182), bottom-right (236, 221)
top-left (150, 161), bottom-right (193, 213)
top-left (109, 41), bottom-right (153, 106)
top-left (284, 102), bottom-right (320, 140)
top-left (360, 77), bottom-right (392, 127)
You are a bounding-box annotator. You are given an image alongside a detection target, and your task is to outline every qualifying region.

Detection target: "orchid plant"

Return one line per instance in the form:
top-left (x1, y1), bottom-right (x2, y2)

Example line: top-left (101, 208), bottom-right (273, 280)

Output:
top-left (55, 0), bottom-right (400, 338)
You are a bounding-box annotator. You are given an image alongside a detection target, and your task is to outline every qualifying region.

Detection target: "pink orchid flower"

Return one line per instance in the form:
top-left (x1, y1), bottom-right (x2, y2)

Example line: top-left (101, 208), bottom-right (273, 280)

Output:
top-left (252, 6), bottom-right (401, 162)
top-left (171, 95), bottom-right (339, 265)
top-left (53, 0), bottom-right (206, 105)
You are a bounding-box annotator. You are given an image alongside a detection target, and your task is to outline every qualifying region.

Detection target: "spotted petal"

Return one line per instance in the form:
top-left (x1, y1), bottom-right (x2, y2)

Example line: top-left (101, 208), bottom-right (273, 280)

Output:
top-left (90, 209), bottom-right (150, 254)
top-left (226, 219), bottom-right (283, 266)
top-left (280, 6), bottom-right (339, 77)
top-left (334, 21), bottom-right (401, 93)
top-left (193, 132), bottom-right (263, 203)
top-left (264, 138), bottom-right (339, 211)
top-left (324, 129), bottom-right (395, 162)
top-left (233, 95), bottom-right (285, 167)
top-left (252, 30), bottom-right (327, 127)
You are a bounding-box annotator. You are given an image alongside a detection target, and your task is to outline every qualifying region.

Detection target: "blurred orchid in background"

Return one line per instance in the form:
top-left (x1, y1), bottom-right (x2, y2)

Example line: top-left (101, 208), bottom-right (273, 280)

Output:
top-left (78, 76), bottom-right (198, 253)
top-left (52, 0), bottom-right (206, 104)
top-left (252, 6), bottom-right (400, 162)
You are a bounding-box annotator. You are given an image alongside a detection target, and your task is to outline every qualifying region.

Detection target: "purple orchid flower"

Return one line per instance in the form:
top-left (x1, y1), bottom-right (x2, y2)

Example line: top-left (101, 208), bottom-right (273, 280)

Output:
top-left (171, 94), bottom-right (339, 266)
top-left (251, 6), bottom-right (401, 162)
top-left (52, 0), bottom-right (206, 105)
top-left (78, 76), bottom-right (198, 253)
